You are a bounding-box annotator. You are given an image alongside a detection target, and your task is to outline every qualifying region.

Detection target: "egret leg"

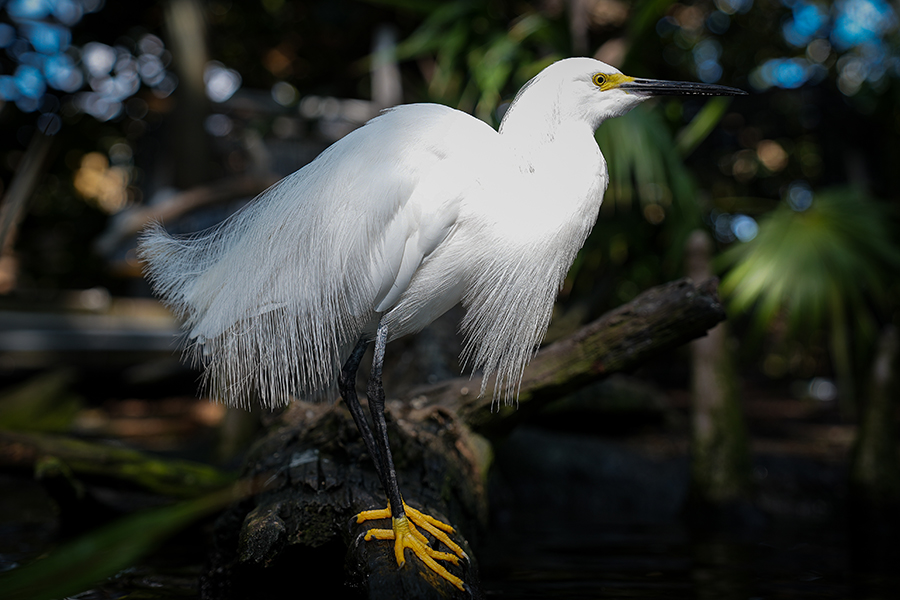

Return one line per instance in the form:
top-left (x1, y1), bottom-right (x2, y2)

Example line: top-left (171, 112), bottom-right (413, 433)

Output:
top-left (354, 323), bottom-right (467, 591)
top-left (365, 324), bottom-right (404, 515)
top-left (339, 337), bottom-right (384, 479)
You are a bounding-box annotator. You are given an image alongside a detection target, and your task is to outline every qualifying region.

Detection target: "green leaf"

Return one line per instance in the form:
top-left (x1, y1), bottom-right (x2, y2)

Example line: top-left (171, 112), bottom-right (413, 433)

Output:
top-left (718, 186), bottom-right (900, 396)
top-left (0, 371), bottom-right (82, 433)
top-left (0, 488), bottom-right (237, 600)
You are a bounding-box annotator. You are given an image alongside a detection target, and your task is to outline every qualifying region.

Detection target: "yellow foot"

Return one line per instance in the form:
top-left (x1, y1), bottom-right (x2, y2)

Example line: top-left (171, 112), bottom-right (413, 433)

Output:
top-left (357, 502), bottom-right (467, 591)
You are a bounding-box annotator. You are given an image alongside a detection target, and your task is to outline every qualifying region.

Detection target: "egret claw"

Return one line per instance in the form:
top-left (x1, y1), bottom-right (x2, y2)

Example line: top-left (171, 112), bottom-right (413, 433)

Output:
top-left (357, 502), bottom-right (465, 590)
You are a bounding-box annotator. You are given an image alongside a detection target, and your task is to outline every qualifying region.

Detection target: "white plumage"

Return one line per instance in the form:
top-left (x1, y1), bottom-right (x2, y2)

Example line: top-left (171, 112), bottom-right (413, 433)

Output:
top-left (139, 57), bottom-right (746, 589)
top-left (138, 57), bottom-right (743, 409)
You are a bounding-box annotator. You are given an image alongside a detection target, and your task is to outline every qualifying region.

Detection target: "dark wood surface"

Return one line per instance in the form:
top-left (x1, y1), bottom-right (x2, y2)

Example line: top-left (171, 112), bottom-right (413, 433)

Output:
top-left (204, 277), bottom-right (726, 599)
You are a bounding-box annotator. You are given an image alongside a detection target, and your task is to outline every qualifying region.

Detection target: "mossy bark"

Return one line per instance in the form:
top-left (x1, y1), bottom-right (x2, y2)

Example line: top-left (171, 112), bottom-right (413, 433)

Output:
top-left (443, 277), bottom-right (727, 438)
top-left (0, 430), bottom-right (233, 498)
top-left (207, 277), bottom-right (728, 598)
top-left (203, 399), bottom-right (486, 600)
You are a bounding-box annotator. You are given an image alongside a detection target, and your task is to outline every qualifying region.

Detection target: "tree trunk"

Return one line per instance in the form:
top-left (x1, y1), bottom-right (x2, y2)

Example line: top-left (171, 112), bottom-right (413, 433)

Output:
top-left (164, 0), bottom-right (212, 189)
top-left (203, 278), bottom-right (727, 599)
top-left (0, 131), bottom-right (55, 292)
top-left (684, 231), bottom-right (751, 512)
top-left (850, 325), bottom-right (900, 504)
top-left (848, 325), bottom-right (900, 578)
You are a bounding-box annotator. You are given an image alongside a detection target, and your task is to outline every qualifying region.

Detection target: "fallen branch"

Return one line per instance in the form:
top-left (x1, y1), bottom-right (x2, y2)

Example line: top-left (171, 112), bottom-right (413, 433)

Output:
top-left (0, 430), bottom-right (234, 498)
top-left (419, 277), bottom-right (726, 436)
top-left (204, 277), bottom-right (726, 599)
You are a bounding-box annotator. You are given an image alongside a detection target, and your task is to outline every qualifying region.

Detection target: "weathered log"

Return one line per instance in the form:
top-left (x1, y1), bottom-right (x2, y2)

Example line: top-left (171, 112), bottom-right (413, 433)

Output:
top-left (204, 277), bottom-right (726, 599)
top-left (203, 400), bottom-right (486, 599)
top-left (419, 277), bottom-right (727, 437)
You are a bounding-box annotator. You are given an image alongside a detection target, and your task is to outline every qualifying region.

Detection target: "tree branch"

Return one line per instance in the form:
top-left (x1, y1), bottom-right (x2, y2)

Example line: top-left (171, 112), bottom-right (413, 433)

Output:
top-left (417, 277), bottom-right (726, 436)
top-left (205, 277), bottom-right (726, 599)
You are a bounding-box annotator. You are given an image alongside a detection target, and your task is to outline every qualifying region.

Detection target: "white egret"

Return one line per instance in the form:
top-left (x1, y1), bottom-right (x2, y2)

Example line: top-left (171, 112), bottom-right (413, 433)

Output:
top-left (139, 57), bottom-right (745, 590)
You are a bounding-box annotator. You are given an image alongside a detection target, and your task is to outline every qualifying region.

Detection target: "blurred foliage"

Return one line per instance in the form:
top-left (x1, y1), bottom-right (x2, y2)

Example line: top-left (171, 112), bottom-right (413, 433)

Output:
top-left (721, 188), bottom-right (899, 337)
top-left (719, 187), bottom-right (900, 402)
top-left (0, 488), bottom-right (235, 600)
top-left (0, 0), bottom-right (897, 387)
top-left (0, 0), bottom-right (898, 593)
top-left (383, 0), bottom-right (563, 122)
top-left (1, 430), bottom-right (236, 497)
top-left (0, 370), bottom-right (82, 432)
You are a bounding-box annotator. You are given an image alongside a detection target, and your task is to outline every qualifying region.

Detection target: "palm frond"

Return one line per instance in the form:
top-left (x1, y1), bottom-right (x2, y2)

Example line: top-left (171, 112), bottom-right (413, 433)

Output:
top-left (719, 186), bottom-right (900, 399)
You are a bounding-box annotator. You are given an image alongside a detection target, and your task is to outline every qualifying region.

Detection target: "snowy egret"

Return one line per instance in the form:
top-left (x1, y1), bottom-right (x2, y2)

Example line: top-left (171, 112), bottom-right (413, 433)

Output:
top-left (139, 57), bottom-right (745, 590)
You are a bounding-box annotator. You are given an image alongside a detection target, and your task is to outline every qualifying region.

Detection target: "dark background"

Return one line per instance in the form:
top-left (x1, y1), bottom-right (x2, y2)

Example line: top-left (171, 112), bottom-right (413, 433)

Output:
top-left (1, 0), bottom-right (898, 598)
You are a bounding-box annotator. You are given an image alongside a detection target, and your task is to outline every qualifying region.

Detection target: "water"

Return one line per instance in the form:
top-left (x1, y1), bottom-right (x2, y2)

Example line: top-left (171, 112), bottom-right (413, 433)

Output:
top-left (3, 425), bottom-right (898, 599)
top-left (480, 519), bottom-right (866, 599)
top-left (477, 426), bottom-right (899, 599)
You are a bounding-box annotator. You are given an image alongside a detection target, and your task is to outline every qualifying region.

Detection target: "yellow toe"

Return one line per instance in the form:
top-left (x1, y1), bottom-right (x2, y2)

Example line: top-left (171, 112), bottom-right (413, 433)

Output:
top-left (356, 502), bottom-right (465, 591)
top-left (391, 515), bottom-right (464, 590)
top-left (406, 505), bottom-right (468, 561)
top-left (356, 506), bottom-right (392, 523)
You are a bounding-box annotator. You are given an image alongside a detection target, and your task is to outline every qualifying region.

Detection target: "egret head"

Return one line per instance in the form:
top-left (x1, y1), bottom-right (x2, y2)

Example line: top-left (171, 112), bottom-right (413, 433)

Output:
top-left (501, 57), bottom-right (746, 136)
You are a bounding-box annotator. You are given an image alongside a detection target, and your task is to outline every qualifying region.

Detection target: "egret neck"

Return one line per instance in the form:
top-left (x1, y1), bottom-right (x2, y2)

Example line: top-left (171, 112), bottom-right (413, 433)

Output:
top-left (497, 87), bottom-right (609, 240)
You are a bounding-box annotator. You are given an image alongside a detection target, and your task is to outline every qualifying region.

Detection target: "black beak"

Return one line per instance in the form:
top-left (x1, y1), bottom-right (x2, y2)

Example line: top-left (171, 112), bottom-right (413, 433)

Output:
top-left (619, 78), bottom-right (747, 97)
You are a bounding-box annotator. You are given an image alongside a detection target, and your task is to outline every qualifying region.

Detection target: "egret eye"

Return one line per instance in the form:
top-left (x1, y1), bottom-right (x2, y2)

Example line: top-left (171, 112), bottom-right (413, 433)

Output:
top-left (592, 73), bottom-right (607, 87)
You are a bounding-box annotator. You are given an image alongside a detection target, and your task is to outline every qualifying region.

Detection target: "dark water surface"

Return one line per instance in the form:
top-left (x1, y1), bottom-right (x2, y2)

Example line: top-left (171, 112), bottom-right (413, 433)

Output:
top-left (2, 425), bottom-right (897, 599)
top-left (478, 426), bottom-right (898, 599)
top-left (480, 517), bottom-right (861, 599)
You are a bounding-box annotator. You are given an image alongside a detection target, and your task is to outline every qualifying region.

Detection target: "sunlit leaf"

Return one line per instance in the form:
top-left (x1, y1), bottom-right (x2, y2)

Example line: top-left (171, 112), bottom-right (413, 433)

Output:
top-left (719, 187), bottom-right (900, 397)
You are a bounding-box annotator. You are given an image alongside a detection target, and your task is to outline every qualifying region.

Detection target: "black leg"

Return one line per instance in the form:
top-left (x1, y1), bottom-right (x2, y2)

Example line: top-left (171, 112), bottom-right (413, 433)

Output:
top-left (350, 324), bottom-right (467, 591)
top-left (366, 323), bottom-right (406, 520)
top-left (339, 337), bottom-right (384, 482)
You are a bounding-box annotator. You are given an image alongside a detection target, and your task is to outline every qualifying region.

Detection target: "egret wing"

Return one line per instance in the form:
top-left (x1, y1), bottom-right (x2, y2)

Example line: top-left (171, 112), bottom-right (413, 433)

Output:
top-left (139, 104), bottom-right (496, 407)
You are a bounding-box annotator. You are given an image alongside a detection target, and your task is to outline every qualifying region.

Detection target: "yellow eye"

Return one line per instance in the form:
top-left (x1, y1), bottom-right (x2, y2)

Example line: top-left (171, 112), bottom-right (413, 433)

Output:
top-left (592, 73), bottom-right (607, 87)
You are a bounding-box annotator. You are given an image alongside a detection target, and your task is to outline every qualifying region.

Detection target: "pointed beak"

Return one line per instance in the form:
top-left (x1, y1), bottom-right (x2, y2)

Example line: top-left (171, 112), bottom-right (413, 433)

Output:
top-left (619, 78), bottom-right (747, 97)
